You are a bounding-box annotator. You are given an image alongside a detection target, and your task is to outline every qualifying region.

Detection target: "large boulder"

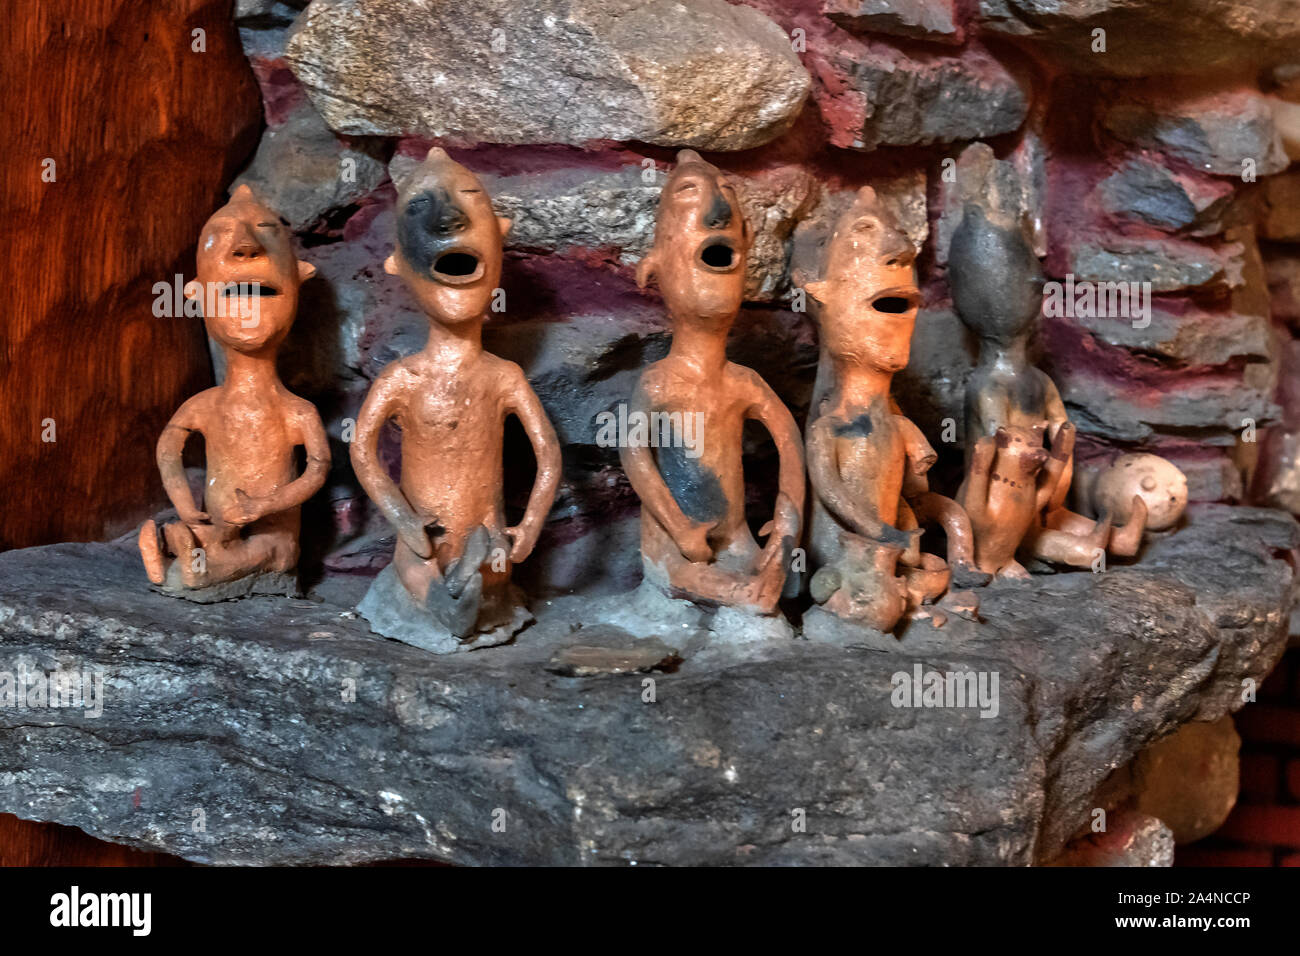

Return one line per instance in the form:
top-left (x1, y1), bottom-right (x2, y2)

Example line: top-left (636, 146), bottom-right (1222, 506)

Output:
top-left (284, 0), bottom-right (810, 150)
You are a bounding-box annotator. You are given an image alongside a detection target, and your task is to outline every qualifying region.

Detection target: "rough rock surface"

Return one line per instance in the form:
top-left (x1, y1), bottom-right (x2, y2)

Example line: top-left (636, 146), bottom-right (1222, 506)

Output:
top-left (978, 0), bottom-right (1300, 78)
top-left (0, 505), bottom-right (1293, 865)
top-left (232, 101), bottom-right (388, 231)
top-left (1101, 88), bottom-right (1289, 178)
top-left (825, 39), bottom-right (1027, 150)
top-left (824, 0), bottom-right (961, 44)
top-left (284, 0), bottom-right (810, 150)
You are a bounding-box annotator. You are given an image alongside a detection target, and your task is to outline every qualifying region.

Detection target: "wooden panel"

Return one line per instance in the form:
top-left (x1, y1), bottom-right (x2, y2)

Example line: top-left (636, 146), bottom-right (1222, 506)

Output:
top-left (0, 0), bottom-right (263, 550)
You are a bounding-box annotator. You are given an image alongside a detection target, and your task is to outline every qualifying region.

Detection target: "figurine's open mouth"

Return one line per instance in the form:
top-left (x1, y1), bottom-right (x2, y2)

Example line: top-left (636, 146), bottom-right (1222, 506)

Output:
top-left (431, 247), bottom-right (484, 285)
top-left (696, 237), bottom-right (738, 273)
top-left (871, 288), bottom-right (921, 314)
top-left (222, 282), bottom-right (281, 297)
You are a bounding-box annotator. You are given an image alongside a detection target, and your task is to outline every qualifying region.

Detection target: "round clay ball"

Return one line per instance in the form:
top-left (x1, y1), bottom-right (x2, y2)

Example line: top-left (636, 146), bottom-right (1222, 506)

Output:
top-left (1095, 454), bottom-right (1188, 531)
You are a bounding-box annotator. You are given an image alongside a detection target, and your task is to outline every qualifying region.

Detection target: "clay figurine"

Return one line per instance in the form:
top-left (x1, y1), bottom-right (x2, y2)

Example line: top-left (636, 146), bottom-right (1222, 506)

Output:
top-left (138, 185), bottom-right (329, 600)
top-left (350, 148), bottom-right (561, 653)
top-left (1076, 453), bottom-right (1189, 534)
top-left (948, 203), bottom-right (1145, 576)
top-left (803, 186), bottom-right (984, 633)
top-left (620, 150), bottom-right (804, 634)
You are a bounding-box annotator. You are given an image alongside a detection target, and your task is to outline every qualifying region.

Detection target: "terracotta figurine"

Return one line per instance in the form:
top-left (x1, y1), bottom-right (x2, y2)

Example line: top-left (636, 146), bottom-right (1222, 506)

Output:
top-left (138, 185), bottom-right (329, 598)
top-left (351, 147), bottom-right (561, 652)
top-left (803, 186), bottom-right (984, 632)
top-left (1076, 453), bottom-right (1188, 534)
top-left (948, 203), bottom-right (1145, 576)
top-left (621, 150), bottom-right (804, 623)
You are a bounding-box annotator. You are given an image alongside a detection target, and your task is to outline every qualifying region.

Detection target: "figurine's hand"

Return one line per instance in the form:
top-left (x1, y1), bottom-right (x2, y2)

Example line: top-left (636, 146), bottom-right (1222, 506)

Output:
top-left (1049, 421), bottom-right (1075, 461)
top-left (397, 519), bottom-right (434, 560)
top-left (675, 520), bottom-right (715, 564)
top-left (504, 520), bottom-right (542, 564)
top-left (178, 507), bottom-right (211, 528)
top-left (221, 489), bottom-right (264, 527)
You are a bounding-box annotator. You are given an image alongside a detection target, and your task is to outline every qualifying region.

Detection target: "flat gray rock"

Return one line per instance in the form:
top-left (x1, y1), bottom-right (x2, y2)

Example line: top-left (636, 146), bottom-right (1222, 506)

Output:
top-left (0, 505), bottom-right (1293, 865)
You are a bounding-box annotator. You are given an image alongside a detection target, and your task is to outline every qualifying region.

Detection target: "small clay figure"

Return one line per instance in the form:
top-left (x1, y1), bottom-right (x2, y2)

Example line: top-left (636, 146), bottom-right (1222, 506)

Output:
top-left (350, 148), bottom-right (561, 652)
top-left (803, 187), bottom-right (983, 632)
top-left (949, 203), bottom-right (1142, 569)
top-left (138, 185), bottom-right (329, 599)
top-left (1077, 453), bottom-right (1188, 533)
top-left (621, 150), bottom-right (804, 621)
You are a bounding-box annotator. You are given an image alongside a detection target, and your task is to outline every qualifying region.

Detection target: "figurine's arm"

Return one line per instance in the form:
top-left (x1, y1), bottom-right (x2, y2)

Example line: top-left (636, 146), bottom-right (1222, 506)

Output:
top-left (894, 415), bottom-right (938, 477)
top-left (156, 394), bottom-right (211, 526)
top-left (743, 377), bottom-right (806, 519)
top-left (349, 372), bottom-right (433, 559)
top-left (1042, 376), bottom-right (1070, 442)
top-left (1036, 421), bottom-right (1075, 512)
top-left (504, 370), bottom-right (561, 564)
top-left (963, 435), bottom-right (996, 520)
top-left (223, 404), bottom-right (331, 525)
top-left (619, 384), bottom-right (714, 563)
top-left (806, 416), bottom-right (913, 549)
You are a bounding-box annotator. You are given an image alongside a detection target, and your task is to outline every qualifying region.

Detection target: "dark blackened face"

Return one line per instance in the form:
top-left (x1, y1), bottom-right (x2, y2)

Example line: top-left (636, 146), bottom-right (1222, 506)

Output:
top-left (948, 205), bottom-right (1044, 347)
top-left (645, 154), bottom-right (750, 331)
top-left (386, 150), bottom-right (507, 326)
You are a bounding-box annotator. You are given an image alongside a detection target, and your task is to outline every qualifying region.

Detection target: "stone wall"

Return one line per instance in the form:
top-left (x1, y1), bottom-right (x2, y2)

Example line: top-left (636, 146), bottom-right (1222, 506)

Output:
top-left (226, 0), bottom-right (1300, 594)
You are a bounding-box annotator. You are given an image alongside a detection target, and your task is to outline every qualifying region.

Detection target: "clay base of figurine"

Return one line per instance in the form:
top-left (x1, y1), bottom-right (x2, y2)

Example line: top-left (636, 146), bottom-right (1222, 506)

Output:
top-left (151, 564), bottom-right (299, 604)
top-left (602, 579), bottom-right (794, 645)
top-left (357, 563), bottom-right (532, 654)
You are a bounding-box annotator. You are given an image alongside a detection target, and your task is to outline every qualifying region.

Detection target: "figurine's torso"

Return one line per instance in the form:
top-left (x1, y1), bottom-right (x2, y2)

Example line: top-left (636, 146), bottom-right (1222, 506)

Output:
top-left (385, 350), bottom-right (515, 546)
top-left (639, 356), bottom-right (756, 536)
top-left (199, 383), bottom-right (303, 524)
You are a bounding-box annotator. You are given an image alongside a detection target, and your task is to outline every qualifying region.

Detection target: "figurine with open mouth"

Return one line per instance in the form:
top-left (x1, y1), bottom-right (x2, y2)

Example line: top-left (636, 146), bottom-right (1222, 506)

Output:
top-left (618, 149), bottom-right (805, 640)
top-left (801, 186), bottom-right (984, 638)
top-left (349, 147), bottom-right (561, 654)
top-left (136, 184), bottom-right (329, 600)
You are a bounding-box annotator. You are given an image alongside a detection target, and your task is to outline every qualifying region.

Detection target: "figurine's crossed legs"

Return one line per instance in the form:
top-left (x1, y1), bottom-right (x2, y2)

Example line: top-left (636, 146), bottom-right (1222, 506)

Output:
top-left (139, 515), bottom-right (297, 587)
top-left (644, 492), bottom-right (800, 614)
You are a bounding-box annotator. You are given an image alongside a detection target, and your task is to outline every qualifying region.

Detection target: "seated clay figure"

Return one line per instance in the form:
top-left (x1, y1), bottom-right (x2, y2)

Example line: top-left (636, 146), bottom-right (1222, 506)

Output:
top-left (949, 203), bottom-right (1144, 568)
top-left (350, 148), bottom-right (561, 653)
top-left (803, 187), bottom-right (985, 632)
top-left (621, 150), bottom-right (804, 621)
top-left (138, 185), bottom-right (329, 598)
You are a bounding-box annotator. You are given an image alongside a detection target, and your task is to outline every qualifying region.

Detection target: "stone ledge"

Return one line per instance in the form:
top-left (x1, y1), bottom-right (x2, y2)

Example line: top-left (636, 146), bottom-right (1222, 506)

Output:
top-left (0, 505), bottom-right (1294, 865)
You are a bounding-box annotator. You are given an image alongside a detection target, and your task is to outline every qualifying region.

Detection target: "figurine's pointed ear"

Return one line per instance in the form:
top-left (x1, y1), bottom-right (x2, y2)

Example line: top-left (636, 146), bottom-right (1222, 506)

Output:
top-left (183, 279), bottom-right (202, 301)
top-left (636, 250), bottom-right (658, 290)
top-left (383, 254), bottom-right (400, 276)
top-left (497, 215), bottom-right (512, 238)
top-left (297, 259), bottom-right (316, 282)
top-left (805, 280), bottom-right (829, 304)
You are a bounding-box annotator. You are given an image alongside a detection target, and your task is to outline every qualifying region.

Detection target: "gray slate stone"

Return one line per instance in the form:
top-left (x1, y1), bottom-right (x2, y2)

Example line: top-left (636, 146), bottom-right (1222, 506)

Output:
top-left (831, 41), bottom-right (1028, 150)
top-left (284, 0), bottom-right (810, 150)
top-left (0, 505), bottom-right (1293, 865)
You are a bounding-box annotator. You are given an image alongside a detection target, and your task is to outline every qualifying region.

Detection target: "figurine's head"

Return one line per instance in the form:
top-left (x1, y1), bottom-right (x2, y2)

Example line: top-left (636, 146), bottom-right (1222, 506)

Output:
top-left (188, 184), bottom-right (315, 354)
top-left (993, 423), bottom-right (1050, 477)
top-left (804, 186), bottom-right (920, 374)
top-left (636, 150), bottom-right (751, 331)
top-left (948, 203), bottom-right (1044, 349)
top-left (385, 147), bottom-right (511, 326)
